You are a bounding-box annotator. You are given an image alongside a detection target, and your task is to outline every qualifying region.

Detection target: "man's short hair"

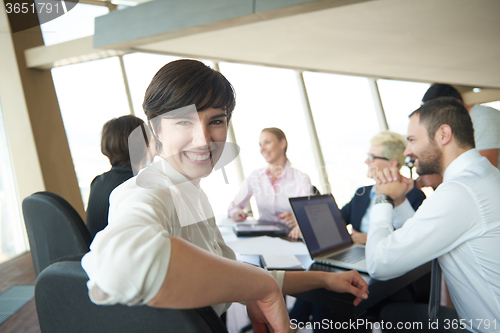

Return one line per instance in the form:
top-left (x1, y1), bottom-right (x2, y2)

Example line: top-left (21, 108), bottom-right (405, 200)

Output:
top-left (370, 130), bottom-right (407, 167)
top-left (422, 84), bottom-right (463, 104)
top-left (410, 97), bottom-right (475, 149)
top-left (101, 115), bottom-right (145, 167)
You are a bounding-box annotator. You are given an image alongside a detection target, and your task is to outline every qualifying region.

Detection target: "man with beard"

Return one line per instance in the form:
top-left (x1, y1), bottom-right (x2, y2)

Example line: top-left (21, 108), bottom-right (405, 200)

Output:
top-left (365, 97), bottom-right (500, 332)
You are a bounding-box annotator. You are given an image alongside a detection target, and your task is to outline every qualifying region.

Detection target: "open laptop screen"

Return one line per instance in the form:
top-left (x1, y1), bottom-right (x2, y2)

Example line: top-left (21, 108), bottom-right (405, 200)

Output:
top-left (290, 194), bottom-right (352, 257)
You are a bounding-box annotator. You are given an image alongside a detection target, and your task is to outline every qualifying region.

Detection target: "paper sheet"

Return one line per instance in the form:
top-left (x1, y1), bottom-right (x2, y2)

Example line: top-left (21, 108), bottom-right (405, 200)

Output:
top-left (226, 236), bottom-right (309, 255)
top-left (261, 254), bottom-right (303, 269)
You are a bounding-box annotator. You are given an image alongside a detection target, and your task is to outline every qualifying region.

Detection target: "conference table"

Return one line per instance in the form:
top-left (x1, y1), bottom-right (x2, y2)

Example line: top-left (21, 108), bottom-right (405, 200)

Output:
top-left (218, 218), bottom-right (431, 322)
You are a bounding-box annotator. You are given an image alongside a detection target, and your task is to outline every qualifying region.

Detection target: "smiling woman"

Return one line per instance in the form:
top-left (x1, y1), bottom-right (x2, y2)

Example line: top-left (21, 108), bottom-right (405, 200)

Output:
top-left (81, 59), bottom-right (369, 333)
top-left (228, 127), bottom-right (313, 232)
top-left (151, 105), bottom-right (228, 182)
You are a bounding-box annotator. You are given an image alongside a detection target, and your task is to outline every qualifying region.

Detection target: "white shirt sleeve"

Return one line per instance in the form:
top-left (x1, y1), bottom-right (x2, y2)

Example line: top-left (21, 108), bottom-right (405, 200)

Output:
top-left (81, 189), bottom-right (172, 306)
top-left (366, 181), bottom-right (482, 280)
top-left (228, 175), bottom-right (254, 217)
top-left (391, 198), bottom-right (416, 230)
top-left (269, 270), bottom-right (285, 290)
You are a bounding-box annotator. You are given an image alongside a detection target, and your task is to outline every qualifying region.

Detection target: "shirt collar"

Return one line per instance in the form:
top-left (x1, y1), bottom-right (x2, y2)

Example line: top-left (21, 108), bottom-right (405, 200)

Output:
top-left (261, 160), bottom-right (292, 178)
top-left (443, 148), bottom-right (481, 182)
top-left (370, 185), bottom-right (376, 199)
top-left (136, 155), bottom-right (201, 199)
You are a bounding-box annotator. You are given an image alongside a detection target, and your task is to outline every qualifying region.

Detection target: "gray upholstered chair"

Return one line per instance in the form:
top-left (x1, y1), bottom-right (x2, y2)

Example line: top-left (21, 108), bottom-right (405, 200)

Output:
top-left (35, 261), bottom-right (227, 333)
top-left (22, 191), bottom-right (91, 276)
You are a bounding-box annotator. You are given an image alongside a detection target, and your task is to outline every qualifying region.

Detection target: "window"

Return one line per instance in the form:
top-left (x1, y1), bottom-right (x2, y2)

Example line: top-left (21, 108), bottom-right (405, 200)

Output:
top-left (52, 57), bottom-right (130, 208)
top-left (122, 53), bottom-right (182, 120)
top-left (0, 104), bottom-right (26, 264)
top-left (377, 79), bottom-right (430, 136)
top-left (219, 62), bottom-right (318, 216)
top-left (303, 72), bottom-right (380, 207)
top-left (482, 101), bottom-right (500, 110)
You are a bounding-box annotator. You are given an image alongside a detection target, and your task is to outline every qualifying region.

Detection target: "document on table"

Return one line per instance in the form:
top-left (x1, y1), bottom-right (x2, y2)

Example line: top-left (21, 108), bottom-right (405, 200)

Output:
top-left (261, 254), bottom-right (304, 270)
top-left (226, 236), bottom-right (309, 255)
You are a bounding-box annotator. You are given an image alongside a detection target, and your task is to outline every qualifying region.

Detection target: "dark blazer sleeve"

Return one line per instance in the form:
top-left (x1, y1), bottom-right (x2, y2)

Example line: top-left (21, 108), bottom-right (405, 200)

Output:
top-left (406, 187), bottom-right (426, 211)
top-left (341, 197), bottom-right (353, 226)
top-left (341, 186), bottom-right (372, 231)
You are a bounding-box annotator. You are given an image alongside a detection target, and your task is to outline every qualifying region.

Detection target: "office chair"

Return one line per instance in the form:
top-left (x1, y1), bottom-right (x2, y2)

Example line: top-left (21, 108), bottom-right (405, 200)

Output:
top-left (22, 191), bottom-right (92, 276)
top-left (35, 260), bottom-right (227, 333)
top-left (311, 186), bottom-right (320, 196)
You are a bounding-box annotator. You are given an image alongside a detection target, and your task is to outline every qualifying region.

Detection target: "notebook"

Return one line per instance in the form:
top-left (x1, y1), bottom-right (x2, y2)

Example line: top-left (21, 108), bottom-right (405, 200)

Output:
top-left (289, 194), bottom-right (368, 273)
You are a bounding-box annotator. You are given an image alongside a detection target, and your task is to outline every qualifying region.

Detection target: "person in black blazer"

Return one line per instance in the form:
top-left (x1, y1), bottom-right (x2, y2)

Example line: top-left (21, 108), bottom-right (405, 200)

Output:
top-left (342, 185), bottom-right (426, 244)
top-left (86, 115), bottom-right (146, 240)
top-left (342, 130), bottom-right (426, 245)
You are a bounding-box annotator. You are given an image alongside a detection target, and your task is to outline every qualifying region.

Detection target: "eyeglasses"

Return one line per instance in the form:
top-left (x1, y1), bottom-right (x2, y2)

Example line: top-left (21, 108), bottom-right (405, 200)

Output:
top-left (366, 153), bottom-right (389, 162)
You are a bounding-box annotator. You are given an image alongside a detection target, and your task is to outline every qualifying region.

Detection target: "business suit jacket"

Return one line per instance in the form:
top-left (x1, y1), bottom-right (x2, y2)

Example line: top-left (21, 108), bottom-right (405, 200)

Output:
top-left (341, 185), bottom-right (426, 232)
top-left (86, 165), bottom-right (134, 240)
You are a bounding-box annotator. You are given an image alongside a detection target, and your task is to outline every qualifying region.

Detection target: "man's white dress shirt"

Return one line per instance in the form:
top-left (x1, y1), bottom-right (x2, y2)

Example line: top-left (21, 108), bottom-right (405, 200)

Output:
top-left (367, 149), bottom-right (500, 332)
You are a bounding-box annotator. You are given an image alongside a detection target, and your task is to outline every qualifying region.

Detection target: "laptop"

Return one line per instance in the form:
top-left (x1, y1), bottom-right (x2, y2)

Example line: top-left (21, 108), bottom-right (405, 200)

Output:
top-left (289, 194), bottom-right (368, 273)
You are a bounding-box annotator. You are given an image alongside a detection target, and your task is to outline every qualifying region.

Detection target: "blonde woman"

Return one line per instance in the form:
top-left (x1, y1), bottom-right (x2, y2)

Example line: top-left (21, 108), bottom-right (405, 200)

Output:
top-left (229, 127), bottom-right (312, 229)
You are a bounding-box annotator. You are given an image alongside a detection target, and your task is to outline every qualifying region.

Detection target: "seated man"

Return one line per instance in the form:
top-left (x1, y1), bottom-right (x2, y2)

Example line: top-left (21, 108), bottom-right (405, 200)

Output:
top-left (288, 131), bottom-right (427, 332)
top-left (367, 97), bottom-right (500, 332)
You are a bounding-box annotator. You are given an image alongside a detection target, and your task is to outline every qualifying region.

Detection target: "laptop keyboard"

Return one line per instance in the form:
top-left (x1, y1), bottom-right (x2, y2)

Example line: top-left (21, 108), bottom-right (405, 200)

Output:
top-left (327, 247), bottom-right (365, 263)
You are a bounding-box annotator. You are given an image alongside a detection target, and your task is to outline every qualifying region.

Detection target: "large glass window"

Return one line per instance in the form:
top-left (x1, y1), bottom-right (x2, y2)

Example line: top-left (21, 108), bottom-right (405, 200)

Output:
top-left (303, 72), bottom-right (380, 207)
top-left (0, 104), bottom-right (27, 264)
top-left (52, 57), bottom-right (131, 208)
top-left (123, 53), bottom-right (181, 120)
top-left (219, 62), bottom-right (318, 216)
top-left (377, 79), bottom-right (430, 136)
top-left (483, 101), bottom-right (500, 110)
top-left (39, 2), bottom-right (108, 46)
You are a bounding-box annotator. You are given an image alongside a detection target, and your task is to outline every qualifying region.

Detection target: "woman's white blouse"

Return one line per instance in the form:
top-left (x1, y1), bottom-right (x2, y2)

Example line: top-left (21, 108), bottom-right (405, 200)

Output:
top-left (82, 156), bottom-right (283, 315)
top-left (228, 161), bottom-right (312, 221)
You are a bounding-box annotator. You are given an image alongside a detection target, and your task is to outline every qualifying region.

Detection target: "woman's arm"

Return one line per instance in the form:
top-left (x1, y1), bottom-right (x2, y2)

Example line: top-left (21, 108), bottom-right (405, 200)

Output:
top-left (148, 237), bottom-right (290, 332)
top-left (228, 176), bottom-right (254, 221)
top-left (281, 270), bottom-right (369, 306)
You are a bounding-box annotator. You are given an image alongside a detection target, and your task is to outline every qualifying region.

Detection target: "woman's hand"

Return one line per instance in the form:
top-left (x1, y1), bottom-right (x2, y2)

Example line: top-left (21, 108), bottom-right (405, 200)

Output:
top-left (279, 212), bottom-right (297, 228)
top-left (246, 288), bottom-right (291, 333)
top-left (350, 229), bottom-right (367, 245)
top-left (322, 270), bottom-right (369, 306)
top-left (287, 226), bottom-right (302, 240)
top-left (232, 209), bottom-right (248, 222)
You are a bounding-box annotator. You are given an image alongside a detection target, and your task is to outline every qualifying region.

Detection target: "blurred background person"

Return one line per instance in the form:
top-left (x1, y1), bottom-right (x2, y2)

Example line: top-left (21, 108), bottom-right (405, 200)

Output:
top-left (288, 131), bottom-right (426, 243)
top-left (288, 131), bottom-right (428, 332)
top-left (86, 115), bottom-right (145, 240)
top-left (422, 83), bottom-right (500, 168)
top-left (341, 130), bottom-right (426, 244)
top-left (228, 127), bottom-right (312, 228)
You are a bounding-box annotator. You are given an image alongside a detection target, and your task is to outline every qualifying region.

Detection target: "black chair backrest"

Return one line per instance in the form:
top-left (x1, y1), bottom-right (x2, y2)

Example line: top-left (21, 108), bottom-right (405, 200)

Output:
top-left (35, 261), bottom-right (227, 333)
top-left (22, 191), bottom-right (91, 276)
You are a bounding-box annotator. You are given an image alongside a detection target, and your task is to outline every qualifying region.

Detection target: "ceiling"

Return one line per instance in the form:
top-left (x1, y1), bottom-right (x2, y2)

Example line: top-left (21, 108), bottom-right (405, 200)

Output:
top-left (102, 0), bottom-right (500, 89)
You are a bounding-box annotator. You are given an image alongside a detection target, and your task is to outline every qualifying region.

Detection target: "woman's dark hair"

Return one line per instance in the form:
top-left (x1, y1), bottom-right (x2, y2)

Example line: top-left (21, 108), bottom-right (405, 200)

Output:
top-left (101, 115), bottom-right (145, 167)
top-left (422, 84), bottom-right (463, 104)
top-left (143, 59), bottom-right (235, 121)
top-left (262, 127), bottom-right (288, 154)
